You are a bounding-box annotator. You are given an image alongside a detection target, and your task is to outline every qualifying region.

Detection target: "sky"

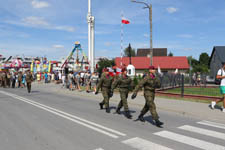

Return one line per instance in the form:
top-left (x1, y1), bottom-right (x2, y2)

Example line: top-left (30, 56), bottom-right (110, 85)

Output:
top-left (0, 0), bottom-right (225, 60)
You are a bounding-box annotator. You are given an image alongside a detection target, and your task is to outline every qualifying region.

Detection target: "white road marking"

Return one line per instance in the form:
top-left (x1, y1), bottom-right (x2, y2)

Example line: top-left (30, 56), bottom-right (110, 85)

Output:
top-left (179, 125), bottom-right (225, 140)
top-left (197, 120), bottom-right (225, 130)
top-left (122, 137), bottom-right (173, 150)
top-left (0, 91), bottom-right (127, 139)
top-left (94, 148), bottom-right (104, 150)
top-left (154, 131), bottom-right (225, 150)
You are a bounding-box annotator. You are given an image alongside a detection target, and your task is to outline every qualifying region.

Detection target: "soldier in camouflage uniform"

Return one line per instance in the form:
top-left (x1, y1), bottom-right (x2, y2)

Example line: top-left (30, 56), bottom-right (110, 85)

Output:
top-left (95, 68), bottom-right (113, 113)
top-left (0, 72), bottom-right (2, 87)
top-left (131, 66), bottom-right (163, 127)
top-left (18, 72), bottom-right (23, 88)
top-left (2, 71), bottom-right (6, 88)
top-left (26, 70), bottom-right (34, 93)
top-left (111, 68), bottom-right (133, 119)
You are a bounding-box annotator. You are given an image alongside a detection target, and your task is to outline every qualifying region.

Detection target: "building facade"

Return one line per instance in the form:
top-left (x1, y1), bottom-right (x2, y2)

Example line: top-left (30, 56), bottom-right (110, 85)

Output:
top-left (115, 56), bottom-right (189, 75)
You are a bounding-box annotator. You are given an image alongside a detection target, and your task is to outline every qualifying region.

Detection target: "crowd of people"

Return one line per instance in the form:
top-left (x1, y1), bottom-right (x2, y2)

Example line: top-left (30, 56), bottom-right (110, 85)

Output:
top-left (34, 71), bottom-right (100, 93)
top-left (0, 70), bottom-right (33, 93)
top-left (0, 71), bottom-right (28, 88)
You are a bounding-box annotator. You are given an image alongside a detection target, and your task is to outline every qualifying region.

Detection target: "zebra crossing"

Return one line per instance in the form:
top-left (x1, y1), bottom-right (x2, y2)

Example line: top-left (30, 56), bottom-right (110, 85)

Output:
top-left (122, 120), bottom-right (225, 150)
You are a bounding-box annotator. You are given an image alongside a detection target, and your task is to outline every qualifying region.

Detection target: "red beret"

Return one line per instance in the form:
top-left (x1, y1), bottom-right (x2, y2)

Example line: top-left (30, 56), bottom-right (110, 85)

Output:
top-left (121, 68), bottom-right (127, 72)
top-left (103, 68), bottom-right (109, 72)
top-left (149, 66), bottom-right (155, 70)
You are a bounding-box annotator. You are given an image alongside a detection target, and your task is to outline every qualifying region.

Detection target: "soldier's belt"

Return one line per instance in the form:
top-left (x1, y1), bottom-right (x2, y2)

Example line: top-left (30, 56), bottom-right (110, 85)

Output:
top-left (102, 86), bottom-right (111, 88)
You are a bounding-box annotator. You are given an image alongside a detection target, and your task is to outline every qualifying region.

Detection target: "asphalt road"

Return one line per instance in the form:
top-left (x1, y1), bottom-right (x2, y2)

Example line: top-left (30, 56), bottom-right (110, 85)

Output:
top-left (0, 86), bottom-right (225, 150)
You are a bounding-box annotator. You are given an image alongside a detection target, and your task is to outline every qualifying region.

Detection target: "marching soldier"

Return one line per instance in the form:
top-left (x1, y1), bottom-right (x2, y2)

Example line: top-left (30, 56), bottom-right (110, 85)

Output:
top-left (111, 68), bottom-right (133, 119)
top-left (26, 70), bottom-right (34, 93)
top-left (18, 71), bottom-right (22, 88)
top-left (131, 66), bottom-right (163, 127)
top-left (2, 71), bottom-right (6, 88)
top-left (95, 68), bottom-right (113, 113)
top-left (0, 71), bottom-right (2, 87)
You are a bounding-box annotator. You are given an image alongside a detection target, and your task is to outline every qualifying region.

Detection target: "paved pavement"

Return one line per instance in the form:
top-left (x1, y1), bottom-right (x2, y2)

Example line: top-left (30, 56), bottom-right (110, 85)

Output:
top-left (0, 82), bottom-right (225, 150)
top-left (39, 82), bottom-right (225, 124)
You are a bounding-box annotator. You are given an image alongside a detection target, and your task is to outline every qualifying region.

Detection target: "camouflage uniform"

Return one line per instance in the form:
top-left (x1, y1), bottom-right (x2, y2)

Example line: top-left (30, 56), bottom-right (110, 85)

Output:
top-left (0, 72), bottom-right (2, 87)
top-left (96, 73), bottom-right (113, 113)
top-left (2, 72), bottom-right (7, 88)
top-left (26, 71), bottom-right (33, 93)
top-left (133, 73), bottom-right (161, 121)
top-left (112, 74), bottom-right (133, 118)
top-left (18, 72), bottom-right (22, 88)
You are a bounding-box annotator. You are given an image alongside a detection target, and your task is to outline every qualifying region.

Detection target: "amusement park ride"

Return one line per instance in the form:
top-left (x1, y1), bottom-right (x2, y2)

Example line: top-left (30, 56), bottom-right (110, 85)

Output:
top-left (61, 42), bottom-right (89, 71)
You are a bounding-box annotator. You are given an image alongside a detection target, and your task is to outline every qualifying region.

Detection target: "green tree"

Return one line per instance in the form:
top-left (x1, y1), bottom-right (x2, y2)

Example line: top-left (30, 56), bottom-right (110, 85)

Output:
top-left (124, 46), bottom-right (136, 57)
top-left (199, 53), bottom-right (210, 66)
top-left (168, 52), bottom-right (173, 56)
top-left (97, 58), bottom-right (115, 75)
top-left (188, 54), bottom-right (210, 74)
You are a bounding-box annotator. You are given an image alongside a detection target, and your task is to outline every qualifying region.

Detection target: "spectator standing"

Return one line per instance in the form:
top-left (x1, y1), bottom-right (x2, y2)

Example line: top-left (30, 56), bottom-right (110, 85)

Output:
top-left (211, 62), bottom-right (225, 112)
top-left (37, 72), bottom-right (41, 83)
top-left (11, 72), bottom-right (16, 88)
top-left (85, 72), bottom-right (91, 93)
top-left (80, 71), bottom-right (85, 86)
top-left (68, 72), bottom-right (74, 90)
top-left (62, 73), bottom-right (66, 88)
top-left (44, 72), bottom-right (48, 83)
top-left (51, 73), bottom-right (55, 82)
top-left (18, 72), bottom-right (22, 88)
top-left (75, 72), bottom-right (81, 91)
top-left (22, 72), bottom-right (26, 87)
top-left (58, 71), bottom-right (62, 82)
top-left (90, 72), bottom-right (99, 93)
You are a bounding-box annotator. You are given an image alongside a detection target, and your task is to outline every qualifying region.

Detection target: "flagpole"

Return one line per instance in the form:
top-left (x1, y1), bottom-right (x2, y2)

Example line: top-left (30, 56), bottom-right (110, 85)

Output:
top-left (120, 11), bottom-right (124, 67)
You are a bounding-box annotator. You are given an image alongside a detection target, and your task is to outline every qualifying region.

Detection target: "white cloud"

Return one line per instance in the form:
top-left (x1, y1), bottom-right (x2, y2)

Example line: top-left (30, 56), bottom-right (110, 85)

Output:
top-left (166, 7), bottom-right (178, 14)
top-left (22, 16), bottom-right (49, 26)
top-left (143, 34), bottom-right (149, 38)
top-left (177, 34), bottom-right (193, 38)
top-left (104, 42), bottom-right (113, 46)
top-left (183, 48), bottom-right (193, 51)
top-left (54, 26), bottom-right (75, 32)
top-left (31, 0), bottom-right (49, 9)
top-left (6, 16), bottom-right (75, 32)
top-left (53, 45), bottom-right (64, 49)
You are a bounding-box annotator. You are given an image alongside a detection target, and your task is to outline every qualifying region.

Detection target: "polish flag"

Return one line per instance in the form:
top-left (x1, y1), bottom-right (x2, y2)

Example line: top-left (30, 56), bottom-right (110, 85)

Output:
top-left (122, 17), bottom-right (130, 24)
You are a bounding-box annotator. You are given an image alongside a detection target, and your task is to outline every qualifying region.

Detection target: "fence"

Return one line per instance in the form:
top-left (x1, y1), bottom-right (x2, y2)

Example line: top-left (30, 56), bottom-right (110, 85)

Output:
top-left (157, 72), bottom-right (221, 100)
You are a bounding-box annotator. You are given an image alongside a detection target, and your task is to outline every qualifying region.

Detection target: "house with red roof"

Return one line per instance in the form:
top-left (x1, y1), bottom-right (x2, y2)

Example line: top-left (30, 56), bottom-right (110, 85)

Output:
top-left (115, 56), bottom-right (189, 74)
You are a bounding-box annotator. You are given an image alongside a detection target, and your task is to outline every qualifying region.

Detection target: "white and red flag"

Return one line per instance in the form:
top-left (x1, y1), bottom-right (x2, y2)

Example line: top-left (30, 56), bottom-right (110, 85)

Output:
top-left (122, 17), bottom-right (130, 24)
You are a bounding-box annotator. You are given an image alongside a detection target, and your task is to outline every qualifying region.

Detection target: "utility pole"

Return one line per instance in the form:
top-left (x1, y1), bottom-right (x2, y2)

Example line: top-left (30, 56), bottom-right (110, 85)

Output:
top-left (131, 0), bottom-right (153, 66)
top-left (149, 4), bottom-right (153, 66)
top-left (87, 0), bottom-right (95, 73)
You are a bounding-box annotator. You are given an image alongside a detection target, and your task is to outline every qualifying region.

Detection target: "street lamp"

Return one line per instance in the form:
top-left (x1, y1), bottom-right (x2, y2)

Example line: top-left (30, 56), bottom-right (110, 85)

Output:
top-left (131, 0), bottom-right (153, 66)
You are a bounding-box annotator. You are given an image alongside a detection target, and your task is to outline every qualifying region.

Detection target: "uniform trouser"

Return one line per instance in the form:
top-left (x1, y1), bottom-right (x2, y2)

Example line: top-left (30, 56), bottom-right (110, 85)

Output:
top-left (12, 79), bottom-right (16, 88)
top-left (117, 89), bottom-right (129, 111)
top-left (3, 79), bottom-right (7, 88)
top-left (100, 87), bottom-right (110, 109)
top-left (141, 90), bottom-right (159, 120)
top-left (27, 82), bottom-right (31, 93)
top-left (18, 81), bottom-right (22, 88)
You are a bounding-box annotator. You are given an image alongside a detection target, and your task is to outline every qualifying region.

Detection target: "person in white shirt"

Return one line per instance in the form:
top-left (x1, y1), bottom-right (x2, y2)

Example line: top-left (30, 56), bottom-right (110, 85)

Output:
top-left (211, 62), bottom-right (225, 112)
top-left (58, 71), bottom-right (62, 80)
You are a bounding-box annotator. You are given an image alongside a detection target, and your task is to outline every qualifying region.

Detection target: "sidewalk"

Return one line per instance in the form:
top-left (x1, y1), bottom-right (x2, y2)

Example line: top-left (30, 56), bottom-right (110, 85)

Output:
top-left (33, 82), bottom-right (225, 124)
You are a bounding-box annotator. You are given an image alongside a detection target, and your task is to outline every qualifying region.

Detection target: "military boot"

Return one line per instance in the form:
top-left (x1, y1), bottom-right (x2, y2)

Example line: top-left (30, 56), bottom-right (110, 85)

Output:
top-left (125, 111), bottom-right (132, 119)
top-left (138, 114), bottom-right (145, 122)
top-left (106, 108), bottom-right (110, 113)
top-left (155, 119), bottom-right (164, 127)
top-left (116, 108), bottom-right (121, 114)
top-left (99, 103), bottom-right (104, 110)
